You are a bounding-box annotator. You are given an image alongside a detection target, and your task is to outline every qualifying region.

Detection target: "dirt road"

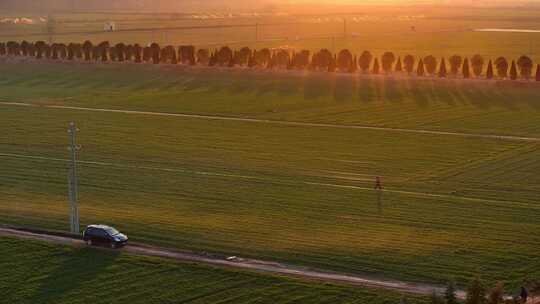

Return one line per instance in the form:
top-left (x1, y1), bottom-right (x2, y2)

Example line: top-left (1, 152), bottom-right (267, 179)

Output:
top-left (0, 227), bottom-right (465, 298)
top-left (3, 228), bottom-right (538, 303)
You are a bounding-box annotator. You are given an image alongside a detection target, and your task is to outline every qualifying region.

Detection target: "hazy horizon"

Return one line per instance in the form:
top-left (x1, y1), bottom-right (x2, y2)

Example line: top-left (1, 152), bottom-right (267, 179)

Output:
top-left (2, 0), bottom-right (540, 14)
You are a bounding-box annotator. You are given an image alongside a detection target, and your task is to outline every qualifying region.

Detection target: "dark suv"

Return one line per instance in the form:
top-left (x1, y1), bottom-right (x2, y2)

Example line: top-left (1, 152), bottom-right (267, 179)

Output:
top-left (82, 225), bottom-right (128, 249)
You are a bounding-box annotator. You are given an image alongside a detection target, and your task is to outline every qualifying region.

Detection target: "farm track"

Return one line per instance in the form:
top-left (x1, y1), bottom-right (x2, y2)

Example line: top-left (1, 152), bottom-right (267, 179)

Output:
top-left (0, 227), bottom-right (465, 298)
top-left (1, 101), bottom-right (539, 143)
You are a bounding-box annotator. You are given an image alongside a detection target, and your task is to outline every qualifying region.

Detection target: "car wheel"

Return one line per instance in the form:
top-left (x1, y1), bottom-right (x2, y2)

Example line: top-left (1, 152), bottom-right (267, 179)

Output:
top-left (110, 242), bottom-right (116, 249)
top-left (86, 239), bottom-right (92, 246)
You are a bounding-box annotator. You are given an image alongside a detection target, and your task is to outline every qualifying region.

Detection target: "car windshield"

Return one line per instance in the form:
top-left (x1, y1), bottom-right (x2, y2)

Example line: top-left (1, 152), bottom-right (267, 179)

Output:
top-left (104, 227), bottom-right (119, 236)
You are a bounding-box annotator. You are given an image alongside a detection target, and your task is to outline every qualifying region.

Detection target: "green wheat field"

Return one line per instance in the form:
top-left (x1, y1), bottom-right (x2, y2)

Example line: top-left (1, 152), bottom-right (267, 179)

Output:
top-left (0, 61), bottom-right (539, 292)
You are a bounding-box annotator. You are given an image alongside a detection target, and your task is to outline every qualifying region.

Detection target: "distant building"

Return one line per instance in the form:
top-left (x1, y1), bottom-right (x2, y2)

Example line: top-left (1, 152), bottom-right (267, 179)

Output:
top-left (104, 22), bottom-right (116, 32)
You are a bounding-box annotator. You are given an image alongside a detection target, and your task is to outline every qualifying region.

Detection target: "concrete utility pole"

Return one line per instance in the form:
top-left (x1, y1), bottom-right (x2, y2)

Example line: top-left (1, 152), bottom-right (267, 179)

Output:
top-left (343, 18), bottom-right (347, 39)
top-left (46, 13), bottom-right (56, 44)
top-left (255, 22), bottom-right (259, 42)
top-left (67, 122), bottom-right (80, 234)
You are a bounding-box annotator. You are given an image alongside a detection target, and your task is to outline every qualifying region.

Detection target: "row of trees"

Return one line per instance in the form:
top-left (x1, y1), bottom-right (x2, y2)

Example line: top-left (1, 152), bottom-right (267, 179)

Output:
top-left (1, 40), bottom-right (539, 81)
top-left (423, 277), bottom-right (539, 304)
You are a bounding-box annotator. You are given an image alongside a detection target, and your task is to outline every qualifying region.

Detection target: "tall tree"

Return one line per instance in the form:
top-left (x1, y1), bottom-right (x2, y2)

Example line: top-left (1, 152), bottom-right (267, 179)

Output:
top-left (449, 55), bottom-right (462, 76)
top-left (229, 53), bottom-right (236, 67)
top-left (34, 41), bottom-right (46, 59)
top-left (438, 58), bottom-right (447, 78)
top-left (488, 282), bottom-right (504, 304)
top-left (536, 64), bottom-right (540, 81)
top-left (82, 40), bottom-right (93, 61)
top-left (462, 58), bottom-right (470, 79)
top-left (178, 46), bottom-right (196, 65)
top-left (150, 43), bottom-right (160, 64)
top-left (509, 60), bottom-right (518, 80)
top-left (115, 43), bottom-right (125, 62)
top-left (372, 58), bottom-right (380, 74)
top-left (395, 56), bottom-right (402, 72)
top-left (92, 46), bottom-right (100, 61)
top-left (28, 43), bottom-right (37, 57)
top-left (417, 59), bottom-right (425, 76)
top-left (293, 50), bottom-right (310, 70)
top-left (445, 281), bottom-right (459, 304)
top-left (58, 43), bottom-right (67, 60)
top-left (471, 54), bottom-right (485, 77)
top-left (133, 44), bottom-right (142, 63)
top-left (328, 54), bottom-right (337, 72)
top-left (424, 55), bottom-right (437, 75)
top-left (44, 44), bottom-right (51, 59)
top-left (7, 41), bottom-right (20, 56)
top-left (381, 51), bottom-right (396, 73)
top-left (465, 276), bottom-right (487, 304)
top-left (208, 51), bottom-right (217, 66)
top-left (312, 49), bottom-right (333, 70)
top-left (486, 60), bottom-right (494, 79)
top-left (67, 43), bottom-right (75, 60)
top-left (431, 290), bottom-right (444, 304)
top-left (286, 56), bottom-right (293, 70)
top-left (494, 57), bottom-right (508, 79)
top-left (273, 49), bottom-right (290, 68)
top-left (20, 40), bottom-right (29, 56)
top-left (403, 55), bottom-right (415, 74)
top-left (98, 41), bottom-right (110, 62)
top-left (358, 50), bottom-right (372, 73)
top-left (51, 43), bottom-right (59, 59)
top-left (0, 42), bottom-right (5, 56)
top-left (517, 55), bottom-right (533, 79)
top-left (337, 49), bottom-right (353, 72)
top-left (217, 46), bottom-right (233, 66)
top-left (109, 46), bottom-right (117, 61)
top-left (236, 47), bottom-right (252, 66)
top-left (160, 45), bottom-right (177, 64)
top-left (349, 55), bottom-right (358, 73)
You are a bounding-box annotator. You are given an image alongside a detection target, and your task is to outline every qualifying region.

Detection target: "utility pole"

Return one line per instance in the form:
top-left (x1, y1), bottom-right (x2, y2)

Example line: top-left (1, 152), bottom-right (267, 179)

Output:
top-left (46, 13), bottom-right (56, 44)
top-left (343, 18), bottom-right (347, 39)
top-left (255, 22), bottom-right (259, 42)
top-left (67, 122), bottom-right (80, 234)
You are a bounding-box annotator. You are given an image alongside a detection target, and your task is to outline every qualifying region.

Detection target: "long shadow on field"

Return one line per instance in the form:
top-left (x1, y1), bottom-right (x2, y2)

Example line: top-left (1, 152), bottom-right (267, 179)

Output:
top-left (183, 78), bottom-right (210, 92)
top-left (255, 80), bottom-right (276, 96)
top-left (490, 86), bottom-right (520, 111)
top-left (27, 247), bottom-right (119, 304)
top-left (276, 77), bottom-right (302, 97)
top-left (432, 83), bottom-right (456, 106)
top-left (464, 85), bottom-right (492, 110)
top-left (382, 78), bottom-right (404, 104)
top-left (228, 78), bottom-right (257, 95)
top-left (409, 84), bottom-right (430, 108)
top-left (333, 76), bottom-right (355, 102)
top-left (357, 78), bottom-right (375, 103)
top-left (303, 74), bottom-right (332, 100)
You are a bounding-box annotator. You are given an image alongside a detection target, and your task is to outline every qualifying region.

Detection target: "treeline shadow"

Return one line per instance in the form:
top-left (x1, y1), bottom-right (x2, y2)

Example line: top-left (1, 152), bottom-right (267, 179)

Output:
top-left (27, 247), bottom-right (120, 303)
top-left (169, 69), bottom-right (540, 110)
